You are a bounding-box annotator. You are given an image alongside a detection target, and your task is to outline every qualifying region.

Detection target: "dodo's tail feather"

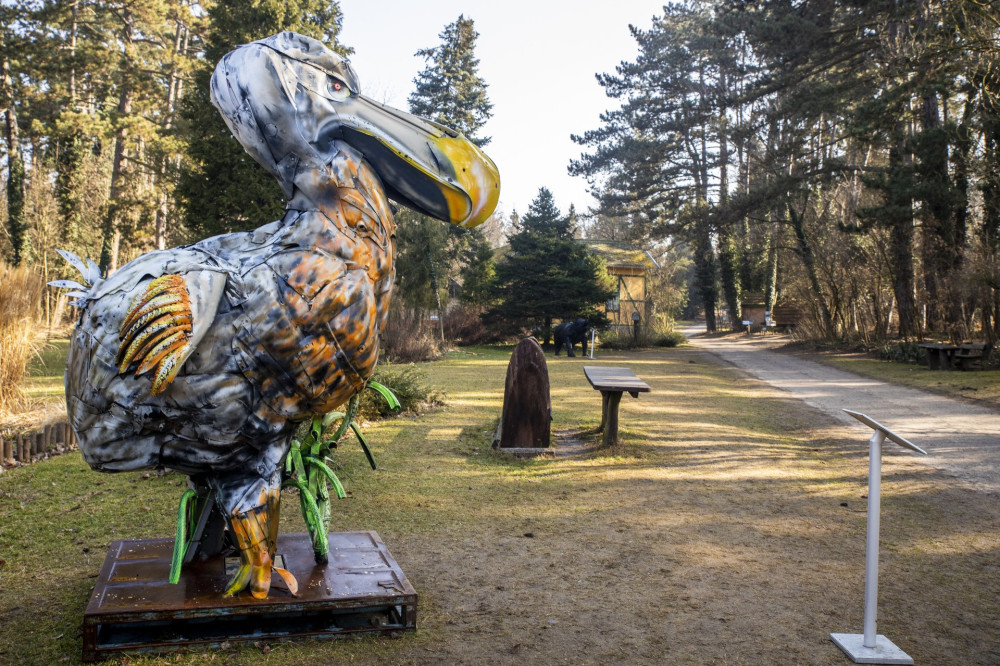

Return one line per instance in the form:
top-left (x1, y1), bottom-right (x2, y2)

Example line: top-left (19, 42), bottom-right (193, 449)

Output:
top-left (50, 249), bottom-right (101, 307)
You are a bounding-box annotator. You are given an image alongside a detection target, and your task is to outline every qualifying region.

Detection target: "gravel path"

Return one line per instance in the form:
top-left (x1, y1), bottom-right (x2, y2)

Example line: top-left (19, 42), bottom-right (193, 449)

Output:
top-left (682, 324), bottom-right (1000, 494)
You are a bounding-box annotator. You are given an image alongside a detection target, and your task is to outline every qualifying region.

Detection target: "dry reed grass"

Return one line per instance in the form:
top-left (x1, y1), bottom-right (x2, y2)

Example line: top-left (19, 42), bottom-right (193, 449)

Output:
top-left (0, 262), bottom-right (45, 417)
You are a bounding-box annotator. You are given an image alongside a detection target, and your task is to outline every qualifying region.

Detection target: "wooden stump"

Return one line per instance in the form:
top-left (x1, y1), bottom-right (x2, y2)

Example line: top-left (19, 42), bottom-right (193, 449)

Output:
top-left (494, 337), bottom-right (552, 449)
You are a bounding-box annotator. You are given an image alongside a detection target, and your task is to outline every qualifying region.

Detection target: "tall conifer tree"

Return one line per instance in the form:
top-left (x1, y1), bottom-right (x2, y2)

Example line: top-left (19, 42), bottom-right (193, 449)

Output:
top-left (408, 14), bottom-right (492, 147)
top-left (485, 188), bottom-right (614, 344)
top-left (396, 15), bottom-right (495, 335)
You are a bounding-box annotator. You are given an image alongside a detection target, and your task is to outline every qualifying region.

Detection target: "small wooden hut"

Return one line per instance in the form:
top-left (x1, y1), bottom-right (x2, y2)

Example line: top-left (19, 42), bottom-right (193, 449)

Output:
top-left (581, 240), bottom-right (659, 333)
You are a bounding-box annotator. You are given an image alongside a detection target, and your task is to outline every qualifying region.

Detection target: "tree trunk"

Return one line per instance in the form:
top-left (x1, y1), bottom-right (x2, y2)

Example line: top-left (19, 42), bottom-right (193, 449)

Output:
top-left (1, 55), bottom-right (28, 265)
top-left (716, 96), bottom-right (741, 330)
top-left (152, 15), bottom-right (190, 252)
top-left (888, 124), bottom-right (918, 339)
top-left (99, 9), bottom-right (136, 274)
top-left (764, 220), bottom-right (779, 313)
top-left (694, 219), bottom-right (717, 332)
top-left (68, 0), bottom-right (79, 106)
top-left (788, 203), bottom-right (833, 336)
top-left (982, 98), bottom-right (1000, 253)
top-left (425, 246), bottom-right (445, 342)
top-left (918, 89), bottom-right (959, 332)
top-left (718, 223), bottom-right (741, 330)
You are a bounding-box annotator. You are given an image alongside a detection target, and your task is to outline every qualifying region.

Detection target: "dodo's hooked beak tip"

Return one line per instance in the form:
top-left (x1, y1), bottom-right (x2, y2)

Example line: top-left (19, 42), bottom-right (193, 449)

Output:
top-left (431, 134), bottom-right (501, 228)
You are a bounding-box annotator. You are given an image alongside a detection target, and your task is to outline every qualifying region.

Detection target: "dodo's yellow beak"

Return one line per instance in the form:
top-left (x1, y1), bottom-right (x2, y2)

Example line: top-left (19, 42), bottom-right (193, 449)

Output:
top-left (429, 134), bottom-right (501, 228)
top-left (334, 96), bottom-right (500, 228)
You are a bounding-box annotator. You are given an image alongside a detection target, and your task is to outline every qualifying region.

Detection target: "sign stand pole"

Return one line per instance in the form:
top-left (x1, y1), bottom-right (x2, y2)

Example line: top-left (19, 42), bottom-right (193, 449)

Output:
top-left (831, 410), bottom-right (926, 665)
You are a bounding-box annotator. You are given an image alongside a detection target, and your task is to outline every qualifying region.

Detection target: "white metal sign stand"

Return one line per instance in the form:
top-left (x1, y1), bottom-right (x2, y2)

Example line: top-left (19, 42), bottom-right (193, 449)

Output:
top-left (589, 329), bottom-right (595, 359)
top-left (830, 409), bottom-right (927, 665)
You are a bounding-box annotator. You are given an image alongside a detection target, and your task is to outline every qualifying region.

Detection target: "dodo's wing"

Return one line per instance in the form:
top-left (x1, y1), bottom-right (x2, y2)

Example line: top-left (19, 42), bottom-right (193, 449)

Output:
top-left (116, 270), bottom-right (226, 395)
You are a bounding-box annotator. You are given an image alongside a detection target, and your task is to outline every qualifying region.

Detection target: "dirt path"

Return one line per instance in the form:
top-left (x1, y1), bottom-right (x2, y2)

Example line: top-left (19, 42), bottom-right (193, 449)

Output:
top-left (682, 325), bottom-right (1000, 495)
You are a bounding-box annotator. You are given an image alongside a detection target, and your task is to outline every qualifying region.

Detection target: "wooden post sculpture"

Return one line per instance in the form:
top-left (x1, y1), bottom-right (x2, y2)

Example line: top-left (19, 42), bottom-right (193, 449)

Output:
top-left (51, 32), bottom-right (499, 599)
top-left (494, 337), bottom-right (551, 449)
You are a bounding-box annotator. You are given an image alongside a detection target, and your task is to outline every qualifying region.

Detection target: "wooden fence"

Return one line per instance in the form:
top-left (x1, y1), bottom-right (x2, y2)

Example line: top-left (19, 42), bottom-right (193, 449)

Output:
top-left (0, 422), bottom-right (76, 467)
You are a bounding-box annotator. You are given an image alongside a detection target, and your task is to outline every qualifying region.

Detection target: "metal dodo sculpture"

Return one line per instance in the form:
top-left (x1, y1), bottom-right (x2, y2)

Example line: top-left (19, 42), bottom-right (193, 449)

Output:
top-left (55, 33), bottom-right (499, 599)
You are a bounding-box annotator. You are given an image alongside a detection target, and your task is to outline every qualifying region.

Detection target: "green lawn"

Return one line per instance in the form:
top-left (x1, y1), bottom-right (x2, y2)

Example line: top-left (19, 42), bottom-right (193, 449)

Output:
top-left (1, 345), bottom-right (998, 664)
top-left (811, 351), bottom-right (1000, 409)
top-left (22, 337), bottom-right (70, 400)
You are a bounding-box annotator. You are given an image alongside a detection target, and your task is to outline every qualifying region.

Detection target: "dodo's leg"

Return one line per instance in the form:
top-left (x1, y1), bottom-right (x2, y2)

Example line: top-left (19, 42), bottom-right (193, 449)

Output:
top-left (213, 469), bottom-right (298, 598)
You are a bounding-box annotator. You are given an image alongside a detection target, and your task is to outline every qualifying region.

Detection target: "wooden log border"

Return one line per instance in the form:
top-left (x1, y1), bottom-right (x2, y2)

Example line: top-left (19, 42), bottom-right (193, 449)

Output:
top-left (0, 421), bottom-right (77, 468)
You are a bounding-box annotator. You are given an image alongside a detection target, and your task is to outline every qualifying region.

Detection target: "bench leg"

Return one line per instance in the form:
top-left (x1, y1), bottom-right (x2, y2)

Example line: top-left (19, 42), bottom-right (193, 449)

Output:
top-left (600, 391), bottom-right (623, 447)
top-left (927, 351), bottom-right (941, 370)
top-left (599, 392), bottom-right (609, 432)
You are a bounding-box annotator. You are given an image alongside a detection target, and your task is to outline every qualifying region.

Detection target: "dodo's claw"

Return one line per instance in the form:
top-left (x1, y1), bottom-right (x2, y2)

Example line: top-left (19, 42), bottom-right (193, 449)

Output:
top-left (223, 562), bottom-right (252, 598)
top-left (223, 485), bottom-right (299, 599)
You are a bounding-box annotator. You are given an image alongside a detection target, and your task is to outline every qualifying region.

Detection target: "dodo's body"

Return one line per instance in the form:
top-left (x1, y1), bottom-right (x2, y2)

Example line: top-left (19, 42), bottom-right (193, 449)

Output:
top-left (59, 32), bottom-right (499, 598)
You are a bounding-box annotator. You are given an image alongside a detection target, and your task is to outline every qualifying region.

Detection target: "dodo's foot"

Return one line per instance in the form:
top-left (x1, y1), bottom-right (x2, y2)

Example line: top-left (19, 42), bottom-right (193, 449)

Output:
top-left (223, 485), bottom-right (299, 599)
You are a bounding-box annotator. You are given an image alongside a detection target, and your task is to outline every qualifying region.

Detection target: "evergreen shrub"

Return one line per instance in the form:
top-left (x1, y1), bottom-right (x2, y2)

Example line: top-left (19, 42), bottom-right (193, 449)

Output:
top-left (359, 364), bottom-right (442, 420)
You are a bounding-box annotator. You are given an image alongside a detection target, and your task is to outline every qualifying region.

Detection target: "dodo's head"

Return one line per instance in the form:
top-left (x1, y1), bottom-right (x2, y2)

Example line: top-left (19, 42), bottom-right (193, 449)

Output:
top-left (210, 32), bottom-right (499, 228)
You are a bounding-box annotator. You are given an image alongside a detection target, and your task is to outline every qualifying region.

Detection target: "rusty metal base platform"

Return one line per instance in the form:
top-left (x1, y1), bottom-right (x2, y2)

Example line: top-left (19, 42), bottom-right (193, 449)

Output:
top-left (82, 531), bottom-right (416, 662)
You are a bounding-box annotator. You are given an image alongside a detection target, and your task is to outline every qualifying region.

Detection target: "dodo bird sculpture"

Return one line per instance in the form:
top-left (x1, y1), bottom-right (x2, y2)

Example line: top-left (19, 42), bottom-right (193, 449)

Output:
top-left (56, 32), bottom-right (499, 599)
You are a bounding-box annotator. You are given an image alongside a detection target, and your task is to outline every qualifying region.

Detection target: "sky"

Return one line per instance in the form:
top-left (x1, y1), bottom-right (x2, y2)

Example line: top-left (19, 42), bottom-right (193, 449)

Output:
top-left (336, 0), bottom-right (668, 219)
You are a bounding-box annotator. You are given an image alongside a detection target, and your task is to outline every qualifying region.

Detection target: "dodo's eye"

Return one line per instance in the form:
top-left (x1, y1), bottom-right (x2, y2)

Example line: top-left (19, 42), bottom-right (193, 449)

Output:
top-left (327, 76), bottom-right (349, 100)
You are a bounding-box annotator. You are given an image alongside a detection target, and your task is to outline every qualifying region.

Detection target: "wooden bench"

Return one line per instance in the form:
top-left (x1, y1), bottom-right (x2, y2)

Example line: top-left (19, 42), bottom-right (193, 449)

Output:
top-left (954, 343), bottom-right (993, 371)
top-left (918, 342), bottom-right (993, 370)
top-left (583, 366), bottom-right (651, 447)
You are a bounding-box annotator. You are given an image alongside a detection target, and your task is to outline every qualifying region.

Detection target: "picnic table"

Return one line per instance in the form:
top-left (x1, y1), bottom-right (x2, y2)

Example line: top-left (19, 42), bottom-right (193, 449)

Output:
top-left (917, 343), bottom-right (959, 370)
top-left (583, 366), bottom-right (651, 447)
top-left (917, 342), bottom-right (992, 370)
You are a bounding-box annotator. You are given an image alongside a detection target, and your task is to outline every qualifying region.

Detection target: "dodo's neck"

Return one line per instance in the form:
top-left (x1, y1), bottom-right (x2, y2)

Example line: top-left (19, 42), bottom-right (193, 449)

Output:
top-left (283, 141), bottom-right (395, 234)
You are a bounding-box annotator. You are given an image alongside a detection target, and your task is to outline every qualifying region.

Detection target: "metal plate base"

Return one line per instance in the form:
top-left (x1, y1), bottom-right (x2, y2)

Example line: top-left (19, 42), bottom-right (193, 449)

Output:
top-left (82, 531), bottom-right (416, 663)
top-left (830, 633), bottom-right (914, 664)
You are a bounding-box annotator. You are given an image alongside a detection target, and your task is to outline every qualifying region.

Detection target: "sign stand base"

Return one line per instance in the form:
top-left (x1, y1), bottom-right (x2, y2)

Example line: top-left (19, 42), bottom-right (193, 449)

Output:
top-left (830, 633), bottom-right (914, 664)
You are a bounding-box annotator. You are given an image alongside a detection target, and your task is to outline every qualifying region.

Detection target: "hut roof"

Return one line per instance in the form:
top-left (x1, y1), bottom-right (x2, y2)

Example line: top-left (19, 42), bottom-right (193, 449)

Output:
top-left (579, 240), bottom-right (658, 271)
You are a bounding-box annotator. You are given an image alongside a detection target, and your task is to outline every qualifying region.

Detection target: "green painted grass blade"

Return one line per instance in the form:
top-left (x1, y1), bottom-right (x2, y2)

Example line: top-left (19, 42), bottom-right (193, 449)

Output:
top-left (306, 457), bottom-right (347, 499)
top-left (350, 421), bottom-right (378, 470)
top-left (282, 478), bottom-right (328, 558)
top-left (322, 411), bottom-right (346, 428)
top-left (169, 489), bottom-right (198, 584)
top-left (367, 380), bottom-right (401, 411)
top-left (285, 440), bottom-right (301, 474)
top-left (329, 395), bottom-right (360, 445)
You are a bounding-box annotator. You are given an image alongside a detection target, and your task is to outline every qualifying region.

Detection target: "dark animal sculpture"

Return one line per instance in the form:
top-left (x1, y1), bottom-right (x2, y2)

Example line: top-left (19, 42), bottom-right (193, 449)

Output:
top-left (553, 318), bottom-right (589, 357)
top-left (54, 32), bottom-right (499, 599)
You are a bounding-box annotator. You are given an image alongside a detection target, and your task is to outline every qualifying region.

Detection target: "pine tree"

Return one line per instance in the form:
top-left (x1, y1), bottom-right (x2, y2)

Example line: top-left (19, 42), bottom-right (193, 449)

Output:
top-left (396, 14), bottom-right (494, 336)
top-left (177, 0), bottom-right (351, 240)
top-left (571, 4), bottom-right (725, 331)
top-left (408, 14), bottom-right (492, 147)
top-left (484, 188), bottom-right (614, 344)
